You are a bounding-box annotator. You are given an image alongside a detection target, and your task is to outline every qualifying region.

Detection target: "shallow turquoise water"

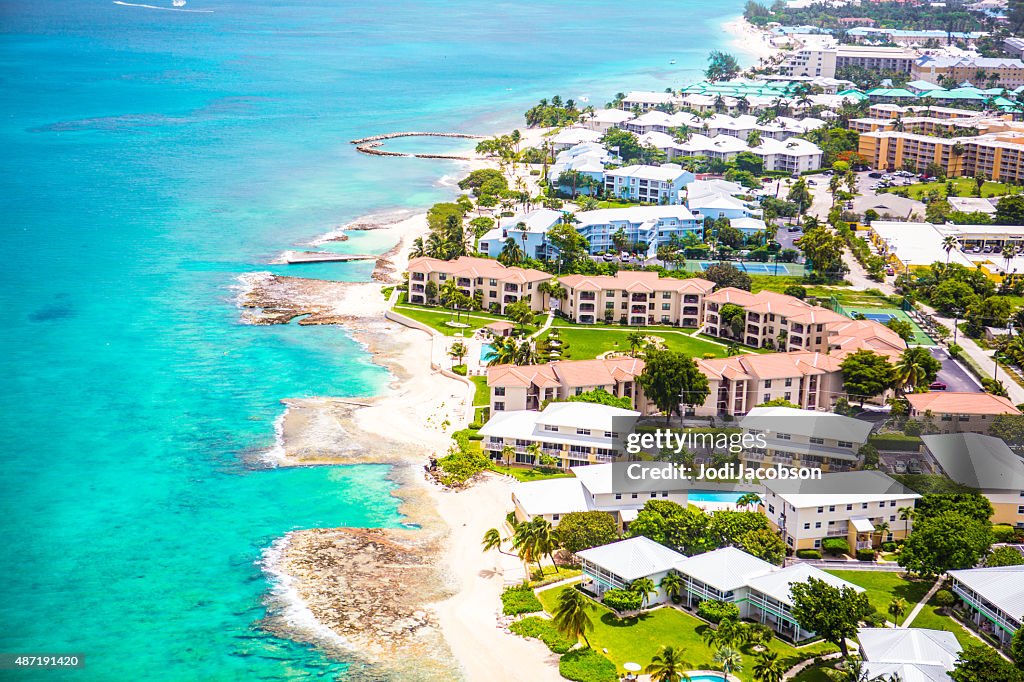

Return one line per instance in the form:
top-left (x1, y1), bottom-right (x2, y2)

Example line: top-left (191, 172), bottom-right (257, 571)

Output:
top-left (1, 0), bottom-right (745, 678)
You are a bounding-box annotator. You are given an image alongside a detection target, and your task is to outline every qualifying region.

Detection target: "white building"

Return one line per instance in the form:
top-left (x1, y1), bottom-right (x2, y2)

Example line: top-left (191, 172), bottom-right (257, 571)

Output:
top-left (477, 208), bottom-right (562, 261)
top-left (949, 565), bottom-right (1024, 645)
top-left (603, 163), bottom-right (693, 204)
top-left (479, 402), bottom-right (639, 469)
top-left (857, 628), bottom-right (961, 682)
top-left (571, 205), bottom-right (704, 255)
top-left (625, 111), bottom-right (703, 136)
top-left (549, 126), bottom-right (604, 151)
top-left (753, 137), bottom-right (825, 173)
top-left (578, 536), bottom-right (685, 601)
top-left (581, 108), bottom-right (636, 133)
top-left (777, 34), bottom-right (840, 79)
top-left (620, 91), bottom-right (680, 113)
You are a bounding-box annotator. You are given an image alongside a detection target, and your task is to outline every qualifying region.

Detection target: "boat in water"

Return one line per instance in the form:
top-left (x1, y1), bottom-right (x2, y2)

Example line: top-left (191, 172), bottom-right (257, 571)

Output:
top-left (173, 0), bottom-right (186, 6)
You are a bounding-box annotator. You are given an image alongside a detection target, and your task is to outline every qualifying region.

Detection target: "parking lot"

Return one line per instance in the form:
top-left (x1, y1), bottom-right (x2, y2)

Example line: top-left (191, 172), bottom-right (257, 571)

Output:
top-left (930, 346), bottom-right (983, 393)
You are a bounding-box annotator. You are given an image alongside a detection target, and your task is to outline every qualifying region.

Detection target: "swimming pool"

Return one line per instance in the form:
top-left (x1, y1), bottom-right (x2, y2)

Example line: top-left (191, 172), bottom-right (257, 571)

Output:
top-left (480, 343), bottom-right (496, 362)
top-left (688, 491), bottom-right (748, 504)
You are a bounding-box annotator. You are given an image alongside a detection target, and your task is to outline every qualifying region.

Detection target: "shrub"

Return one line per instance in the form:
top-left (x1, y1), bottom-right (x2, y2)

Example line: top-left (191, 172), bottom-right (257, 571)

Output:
top-left (784, 284), bottom-right (807, 299)
top-left (602, 588), bottom-right (642, 613)
top-left (697, 600), bottom-right (740, 624)
top-left (821, 538), bottom-right (850, 556)
top-left (933, 589), bottom-right (955, 607)
top-left (500, 584), bottom-right (543, 615)
top-left (450, 364), bottom-right (468, 376)
top-left (863, 611), bottom-right (888, 627)
top-left (992, 524), bottom-right (1016, 543)
top-left (559, 649), bottom-right (617, 682)
top-left (509, 616), bottom-right (575, 653)
top-left (881, 541), bottom-right (897, 553)
top-left (796, 549), bottom-right (822, 559)
top-left (857, 548), bottom-right (876, 561)
top-left (468, 421), bottom-right (483, 430)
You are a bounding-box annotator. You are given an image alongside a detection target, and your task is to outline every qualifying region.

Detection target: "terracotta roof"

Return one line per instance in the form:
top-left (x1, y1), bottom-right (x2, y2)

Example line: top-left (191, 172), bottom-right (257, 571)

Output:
top-left (487, 357), bottom-right (645, 390)
top-left (827, 320), bottom-right (906, 359)
top-left (907, 392), bottom-right (1021, 416)
top-left (407, 255), bottom-right (551, 284)
top-left (485, 321), bottom-right (515, 331)
top-left (708, 288), bottom-right (847, 325)
top-left (697, 351), bottom-right (843, 382)
top-left (560, 271), bottom-right (715, 295)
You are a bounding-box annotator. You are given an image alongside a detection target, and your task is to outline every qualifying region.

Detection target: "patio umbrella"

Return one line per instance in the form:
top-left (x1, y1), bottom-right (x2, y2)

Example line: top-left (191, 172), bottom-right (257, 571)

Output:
top-left (623, 662), bottom-right (641, 672)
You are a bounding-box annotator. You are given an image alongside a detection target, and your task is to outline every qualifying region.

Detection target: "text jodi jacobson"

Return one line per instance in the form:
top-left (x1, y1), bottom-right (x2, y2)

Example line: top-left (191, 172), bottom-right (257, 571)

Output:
top-left (624, 461), bottom-right (823, 482)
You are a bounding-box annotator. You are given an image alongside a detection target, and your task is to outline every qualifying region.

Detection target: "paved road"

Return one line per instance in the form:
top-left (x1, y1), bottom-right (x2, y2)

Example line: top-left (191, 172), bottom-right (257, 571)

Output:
top-left (853, 173), bottom-right (926, 221)
top-left (929, 346), bottom-right (983, 392)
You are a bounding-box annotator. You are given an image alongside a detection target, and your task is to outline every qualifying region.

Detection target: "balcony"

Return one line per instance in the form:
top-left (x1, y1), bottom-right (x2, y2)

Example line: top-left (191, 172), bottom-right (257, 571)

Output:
top-left (411, 273), bottom-right (425, 281)
top-left (683, 295), bottom-right (699, 304)
top-left (504, 295), bottom-right (518, 304)
top-left (630, 294), bottom-right (648, 302)
top-left (504, 284), bottom-right (519, 293)
top-left (683, 306), bottom-right (699, 315)
top-left (457, 278), bottom-right (471, 287)
top-left (631, 306), bottom-right (648, 314)
top-left (580, 303), bottom-right (595, 312)
top-left (746, 325), bottom-right (760, 334)
top-left (411, 284), bottom-right (424, 293)
top-left (749, 313), bottom-right (761, 323)
top-left (580, 292), bottom-right (596, 301)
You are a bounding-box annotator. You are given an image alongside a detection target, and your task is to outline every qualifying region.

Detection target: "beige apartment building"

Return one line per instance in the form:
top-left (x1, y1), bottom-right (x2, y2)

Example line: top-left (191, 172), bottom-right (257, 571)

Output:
top-left (906, 392), bottom-right (1021, 434)
top-left (858, 130), bottom-right (1024, 182)
top-left (486, 357), bottom-right (649, 413)
top-left (702, 288), bottom-right (849, 352)
top-left (741, 406), bottom-right (874, 473)
top-left (406, 255), bottom-right (551, 314)
top-left (912, 55), bottom-right (1024, 89)
top-left (762, 471), bottom-right (921, 552)
top-left (836, 45), bottom-right (917, 74)
top-left (849, 115), bottom-right (1014, 137)
top-left (923, 433), bottom-right (1024, 528)
top-left (694, 351), bottom-right (846, 417)
top-left (559, 271), bottom-right (716, 327)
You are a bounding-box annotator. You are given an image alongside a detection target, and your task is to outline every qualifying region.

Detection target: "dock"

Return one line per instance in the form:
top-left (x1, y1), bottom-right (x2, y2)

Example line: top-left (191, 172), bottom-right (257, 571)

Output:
top-left (281, 251), bottom-right (376, 264)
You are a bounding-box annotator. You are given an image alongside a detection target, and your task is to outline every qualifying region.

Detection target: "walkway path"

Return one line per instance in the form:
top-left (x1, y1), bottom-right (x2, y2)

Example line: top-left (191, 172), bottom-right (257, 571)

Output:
top-left (529, 311), bottom-right (555, 341)
top-left (901, 577), bottom-right (943, 628)
top-left (783, 651), bottom-right (843, 680)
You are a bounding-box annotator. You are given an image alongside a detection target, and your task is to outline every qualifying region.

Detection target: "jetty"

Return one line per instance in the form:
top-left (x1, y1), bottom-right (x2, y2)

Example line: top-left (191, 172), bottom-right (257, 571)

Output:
top-left (350, 131), bottom-right (487, 160)
top-left (281, 251), bottom-right (376, 264)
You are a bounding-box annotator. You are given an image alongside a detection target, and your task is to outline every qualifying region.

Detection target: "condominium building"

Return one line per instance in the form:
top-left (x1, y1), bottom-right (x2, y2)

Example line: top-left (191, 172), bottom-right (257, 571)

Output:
top-left (702, 288), bottom-right (850, 352)
top-left (835, 45), bottom-right (918, 74)
top-left (406, 256), bottom-right (551, 313)
top-left (948, 565), bottom-right (1024, 646)
top-left (824, 319), bottom-right (908, 361)
top-left (858, 130), bottom-right (1024, 182)
top-left (603, 163), bottom-right (693, 204)
top-left (486, 357), bottom-right (647, 413)
top-left (477, 209), bottom-right (563, 261)
top-left (479, 402), bottom-right (638, 469)
top-left (907, 392), bottom-right (1021, 434)
top-left (694, 351), bottom-right (846, 417)
top-left (922, 433), bottom-right (1024, 527)
top-left (559, 271), bottom-right (716, 326)
top-left (857, 628), bottom-right (962, 682)
top-left (619, 91), bottom-right (681, 113)
top-left (913, 54), bottom-right (1024, 89)
top-left (509, 462), bottom-right (691, 526)
top-left (849, 114), bottom-right (1015, 137)
top-left (848, 27), bottom-right (986, 46)
top-left (777, 35), bottom-right (839, 78)
top-left (572, 205), bottom-right (704, 255)
top-left (762, 470), bottom-right (921, 551)
top-left (740, 406), bottom-right (874, 473)
top-left (677, 134), bottom-right (824, 172)
top-left (581, 108), bottom-right (636, 133)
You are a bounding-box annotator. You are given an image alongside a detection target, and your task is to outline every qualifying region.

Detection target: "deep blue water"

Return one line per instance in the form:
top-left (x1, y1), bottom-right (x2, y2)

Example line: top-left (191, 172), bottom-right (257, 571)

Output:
top-left (0, 0), bottom-right (745, 678)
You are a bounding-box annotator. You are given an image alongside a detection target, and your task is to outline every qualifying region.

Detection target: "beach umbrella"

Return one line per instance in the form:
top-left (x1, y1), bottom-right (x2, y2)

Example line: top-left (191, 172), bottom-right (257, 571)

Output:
top-left (623, 662), bottom-right (641, 672)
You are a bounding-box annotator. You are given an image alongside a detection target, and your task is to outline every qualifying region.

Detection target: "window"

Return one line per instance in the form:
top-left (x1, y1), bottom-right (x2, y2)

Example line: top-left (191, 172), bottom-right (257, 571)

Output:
top-left (650, 492), bottom-right (658, 498)
top-left (1018, 505), bottom-right (1024, 514)
top-left (803, 523), bottom-right (810, 529)
top-left (890, 515), bottom-right (896, 522)
top-left (862, 503), bottom-right (868, 509)
top-left (495, 402), bottom-right (505, 411)
top-left (631, 493), bottom-right (638, 499)
top-left (815, 522), bottom-right (822, 528)
top-left (777, 433), bottom-right (791, 440)
top-left (838, 440), bottom-right (853, 448)
top-left (552, 514), bottom-right (560, 521)
top-left (814, 539), bottom-right (821, 548)
top-left (890, 501), bottom-right (896, 507)
top-left (494, 387), bottom-right (506, 397)
top-left (829, 505), bottom-right (835, 512)
top-left (785, 378), bottom-right (792, 387)
top-left (662, 303), bottom-right (671, 311)
top-left (784, 392), bottom-right (792, 401)
top-left (764, 380), bottom-right (772, 388)
top-left (661, 492), bottom-right (668, 498)
top-left (810, 437), bottom-right (824, 445)
top-left (817, 506), bottom-right (823, 513)
top-left (544, 424), bottom-right (558, 432)
top-left (615, 493), bottom-right (622, 500)
top-left (577, 428), bottom-right (591, 435)
top-left (763, 394), bottom-right (771, 402)
top-left (662, 292), bottom-right (671, 299)
top-left (879, 502), bottom-right (886, 509)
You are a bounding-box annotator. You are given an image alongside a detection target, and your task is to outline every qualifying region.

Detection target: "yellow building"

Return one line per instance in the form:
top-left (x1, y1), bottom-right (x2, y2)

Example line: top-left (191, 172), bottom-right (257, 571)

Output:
top-left (859, 130), bottom-right (1024, 182)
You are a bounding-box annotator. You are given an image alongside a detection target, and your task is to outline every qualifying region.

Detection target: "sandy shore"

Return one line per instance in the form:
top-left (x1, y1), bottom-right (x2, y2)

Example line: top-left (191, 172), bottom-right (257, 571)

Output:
top-left (722, 16), bottom-right (780, 67)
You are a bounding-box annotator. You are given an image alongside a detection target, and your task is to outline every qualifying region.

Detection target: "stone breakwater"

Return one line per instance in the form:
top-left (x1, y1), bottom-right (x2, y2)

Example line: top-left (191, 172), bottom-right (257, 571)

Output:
top-left (350, 131), bottom-right (486, 160)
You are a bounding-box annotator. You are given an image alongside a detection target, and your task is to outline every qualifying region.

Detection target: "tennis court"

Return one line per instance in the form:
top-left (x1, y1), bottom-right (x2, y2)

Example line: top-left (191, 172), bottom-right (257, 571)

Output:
top-left (694, 261), bottom-right (803, 275)
top-left (839, 305), bottom-right (934, 346)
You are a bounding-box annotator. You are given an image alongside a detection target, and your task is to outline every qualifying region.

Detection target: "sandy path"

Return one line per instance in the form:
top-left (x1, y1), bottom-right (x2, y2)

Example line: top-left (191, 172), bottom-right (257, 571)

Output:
top-left (429, 476), bottom-right (564, 682)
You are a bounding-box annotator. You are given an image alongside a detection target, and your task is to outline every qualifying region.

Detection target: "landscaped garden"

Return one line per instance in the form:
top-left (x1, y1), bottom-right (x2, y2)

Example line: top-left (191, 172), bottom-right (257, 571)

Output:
top-left (392, 301), bottom-right (544, 335)
top-left (538, 325), bottom-right (729, 361)
top-left (907, 587), bottom-right (979, 649)
top-left (880, 177), bottom-right (1023, 201)
top-left (822, 570), bottom-right (933, 622)
top-left (534, 584), bottom-right (836, 679)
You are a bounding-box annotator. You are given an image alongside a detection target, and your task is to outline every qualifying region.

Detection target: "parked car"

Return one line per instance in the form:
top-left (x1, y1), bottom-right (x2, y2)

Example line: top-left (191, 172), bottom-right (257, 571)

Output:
top-left (907, 460), bottom-right (923, 474)
top-left (893, 460), bottom-right (907, 474)
top-left (928, 381), bottom-right (947, 391)
top-left (788, 225), bottom-right (801, 232)
top-left (885, 266), bottom-right (895, 275)
top-left (602, 253), bottom-right (616, 261)
top-left (868, 172), bottom-right (883, 178)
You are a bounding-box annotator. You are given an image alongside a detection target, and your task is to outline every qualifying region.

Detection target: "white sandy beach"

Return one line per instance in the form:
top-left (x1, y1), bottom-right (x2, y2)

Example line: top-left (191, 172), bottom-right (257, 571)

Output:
top-left (722, 16), bottom-right (780, 66)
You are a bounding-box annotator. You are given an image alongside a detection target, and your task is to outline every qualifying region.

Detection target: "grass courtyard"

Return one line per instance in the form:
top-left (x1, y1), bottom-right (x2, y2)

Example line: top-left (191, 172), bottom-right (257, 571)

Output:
top-left (880, 178), bottom-right (1023, 201)
top-left (536, 584), bottom-right (836, 679)
top-left (907, 589), bottom-right (979, 649)
top-left (393, 301), bottom-right (544, 335)
top-left (822, 570), bottom-right (934, 621)
top-left (541, 325), bottom-right (729, 360)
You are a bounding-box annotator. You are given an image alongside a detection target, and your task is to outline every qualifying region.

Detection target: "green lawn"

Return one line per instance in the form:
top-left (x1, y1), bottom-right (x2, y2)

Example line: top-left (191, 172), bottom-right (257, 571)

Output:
top-left (537, 585), bottom-right (836, 678)
top-left (470, 376), bottom-right (489, 406)
top-left (823, 570), bottom-right (934, 620)
top-left (393, 303), bottom-right (541, 335)
top-left (792, 663), bottom-right (839, 682)
top-left (542, 326), bottom-right (727, 360)
top-left (490, 464), bottom-right (571, 482)
top-left (881, 178), bottom-right (1022, 201)
top-left (907, 591), bottom-right (980, 649)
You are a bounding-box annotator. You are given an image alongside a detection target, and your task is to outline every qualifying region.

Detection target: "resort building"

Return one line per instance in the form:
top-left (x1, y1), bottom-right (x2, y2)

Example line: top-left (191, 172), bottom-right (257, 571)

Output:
top-left (948, 565), bottom-right (1024, 646)
top-left (835, 45), bottom-right (918, 74)
top-left (477, 209), bottom-right (562, 261)
top-left (578, 542), bottom-right (866, 642)
top-left (913, 54), bottom-right (1024, 89)
top-left (762, 470), bottom-right (921, 551)
top-left (922, 433), bottom-right (1024, 528)
top-left (406, 256), bottom-right (551, 314)
top-left (548, 142), bottom-right (617, 195)
top-left (509, 462), bottom-right (691, 527)
top-left (740, 406), bottom-right (874, 473)
top-left (702, 288), bottom-right (850, 352)
top-left (777, 34), bottom-right (839, 78)
top-left (603, 163), bottom-right (693, 205)
top-left (825, 319), bottom-right (907, 361)
top-left (549, 126), bottom-right (603, 151)
top-left (479, 402), bottom-right (639, 469)
top-left (848, 27), bottom-right (986, 46)
top-left (676, 135), bottom-right (824, 173)
top-left (907, 392), bottom-right (1021, 434)
top-left (857, 627), bottom-right (961, 682)
top-left (867, 221), bottom-right (1024, 278)
top-left (624, 110), bottom-right (703, 136)
top-left (559, 271), bottom-right (716, 327)
top-left (693, 352), bottom-right (846, 417)
top-left (580, 108), bottom-right (636, 133)
top-left (618, 91), bottom-right (680, 113)
top-left (570, 205), bottom-right (704, 256)
top-left (858, 130), bottom-right (1024, 182)
top-left (485, 357), bottom-right (647, 413)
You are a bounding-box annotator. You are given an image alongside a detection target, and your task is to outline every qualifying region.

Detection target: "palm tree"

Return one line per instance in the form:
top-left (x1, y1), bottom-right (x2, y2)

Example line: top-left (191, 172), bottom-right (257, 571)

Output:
top-left (630, 577), bottom-right (657, 609)
top-left (553, 587), bottom-right (594, 648)
top-left (487, 336), bottom-right (519, 366)
top-left (895, 347), bottom-right (935, 394)
top-left (898, 506), bottom-right (915, 536)
top-left (439, 279), bottom-right (468, 322)
top-left (737, 493), bottom-right (761, 509)
top-left (714, 646), bottom-right (743, 680)
top-left (873, 520), bottom-right (891, 548)
top-left (725, 342), bottom-right (742, 357)
top-left (1002, 244), bottom-right (1017, 276)
top-left (501, 444), bottom-right (515, 469)
top-left (499, 238), bottom-right (525, 266)
top-left (646, 646), bottom-right (692, 682)
top-left (941, 235), bottom-right (959, 264)
top-left (626, 331), bottom-right (647, 357)
top-left (888, 597), bottom-right (908, 625)
top-left (410, 237), bottom-right (426, 258)
top-left (514, 340), bottom-right (539, 366)
top-left (752, 651), bottom-right (785, 682)
top-left (482, 528), bottom-right (514, 556)
top-left (448, 341), bottom-right (467, 366)
top-left (659, 572), bottom-right (684, 603)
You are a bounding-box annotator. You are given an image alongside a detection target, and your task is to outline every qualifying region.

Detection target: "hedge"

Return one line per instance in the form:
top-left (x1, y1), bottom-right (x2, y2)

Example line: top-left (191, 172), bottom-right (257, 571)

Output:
top-left (509, 616), bottom-right (575, 653)
top-left (559, 649), bottom-right (617, 682)
top-left (602, 588), bottom-right (642, 613)
top-left (501, 585), bottom-right (543, 615)
top-left (868, 434), bottom-right (923, 452)
top-left (796, 549), bottom-right (822, 559)
top-left (856, 548), bottom-right (876, 561)
top-left (698, 600), bottom-right (740, 624)
top-left (933, 589), bottom-right (956, 607)
top-left (993, 524), bottom-right (1017, 543)
top-left (821, 538), bottom-right (850, 556)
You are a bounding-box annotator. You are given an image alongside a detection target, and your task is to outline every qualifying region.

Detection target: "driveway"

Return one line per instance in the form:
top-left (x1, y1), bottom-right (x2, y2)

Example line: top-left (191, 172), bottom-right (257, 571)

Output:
top-left (853, 173), bottom-right (926, 221)
top-left (929, 346), bottom-right (982, 392)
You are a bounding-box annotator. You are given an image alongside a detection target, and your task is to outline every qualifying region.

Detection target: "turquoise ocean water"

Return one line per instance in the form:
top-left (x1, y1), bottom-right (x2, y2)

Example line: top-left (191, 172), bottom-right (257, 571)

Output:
top-left (0, 1), bottom-right (744, 679)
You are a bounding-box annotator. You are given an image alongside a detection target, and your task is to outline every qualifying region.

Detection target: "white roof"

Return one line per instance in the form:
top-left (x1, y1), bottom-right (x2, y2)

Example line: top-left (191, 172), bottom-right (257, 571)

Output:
top-left (850, 516), bottom-right (875, 532)
top-left (680, 134), bottom-right (750, 155)
top-left (687, 192), bottom-right (752, 213)
top-left (574, 204), bottom-right (699, 226)
top-left (922, 433), bottom-right (1024, 491)
top-left (551, 127), bottom-right (603, 146)
top-left (606, 163), bottom-right (688, 182)
top-left (638, 131), bottom-right (682, 151)
top-left (763, 470), bottom-right (921, 508)
top-left (674, 547), bottom-right (776, 592)
top-left (479, 404), bottom-right (638, 448)
top-left (587, 108), bottom-right (635, 124)
top-left (511, 478), bottom-right (591, 516)
top-left (746, 562), bottom-right (864, 605)
top-left (498, 208), bottom-right (563, 234)
top-left (870, 221), bottom-right (975, 268)
top-left (753, 137), bottom-right (823, 157)
top-left (948, 565), bottom-right (1024, 620)
top-left (687, 179), bottom-right (745, 199)
top-left (858, 628), bottom-right (961, 668)
top-left (740, 406), bottom-right (874, 443)
top-left (577, 536), bottom-right (686, 582)
top-left (862, 662), bottom-right (954, 682)
top-left (731, 217), bottom-right (769, 233)
top-left (536, 401), bottom-right (639, 430)
top-left (623, 91), bottom-right (678, 104)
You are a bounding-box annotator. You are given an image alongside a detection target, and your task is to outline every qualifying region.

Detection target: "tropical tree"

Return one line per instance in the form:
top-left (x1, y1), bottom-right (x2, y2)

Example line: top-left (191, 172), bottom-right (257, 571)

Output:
top-left (646, 646), bottom-right (692, 682)
top-left (898, 506), bottom-right (915, 536)
top-left (659, 572), bottom-right (684, 603)
top-left (448, 341), bottom-right (467, 366)
top-left (752, 651), bottom-right (785, 682)
top-left (501, 444), bottom-right (515, 469)
top-left (553, 588), bottom-right (594, 648)
top-left (488, 336), bottom-right (519, 366)
top-left (714, 646), bottom-right (743, 681)
top-left (737, 493), bottom-right (762, 509)
top-left (874, 520), bottom-right (891, 547)
top-left (888, 597), bottom-right (908, 625)
top-left (482, 527), bottom-right (513, 556)
top-left (894, 347), bottom-right (942, 394)
top-left (627, 331), bottom-right (648, 357)
top-left (942, 235), bottom-right (959, 264)
top-left (630, 577), bottom-right (658, 609)
top-left (498, 238), bottom-right (525, 266)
